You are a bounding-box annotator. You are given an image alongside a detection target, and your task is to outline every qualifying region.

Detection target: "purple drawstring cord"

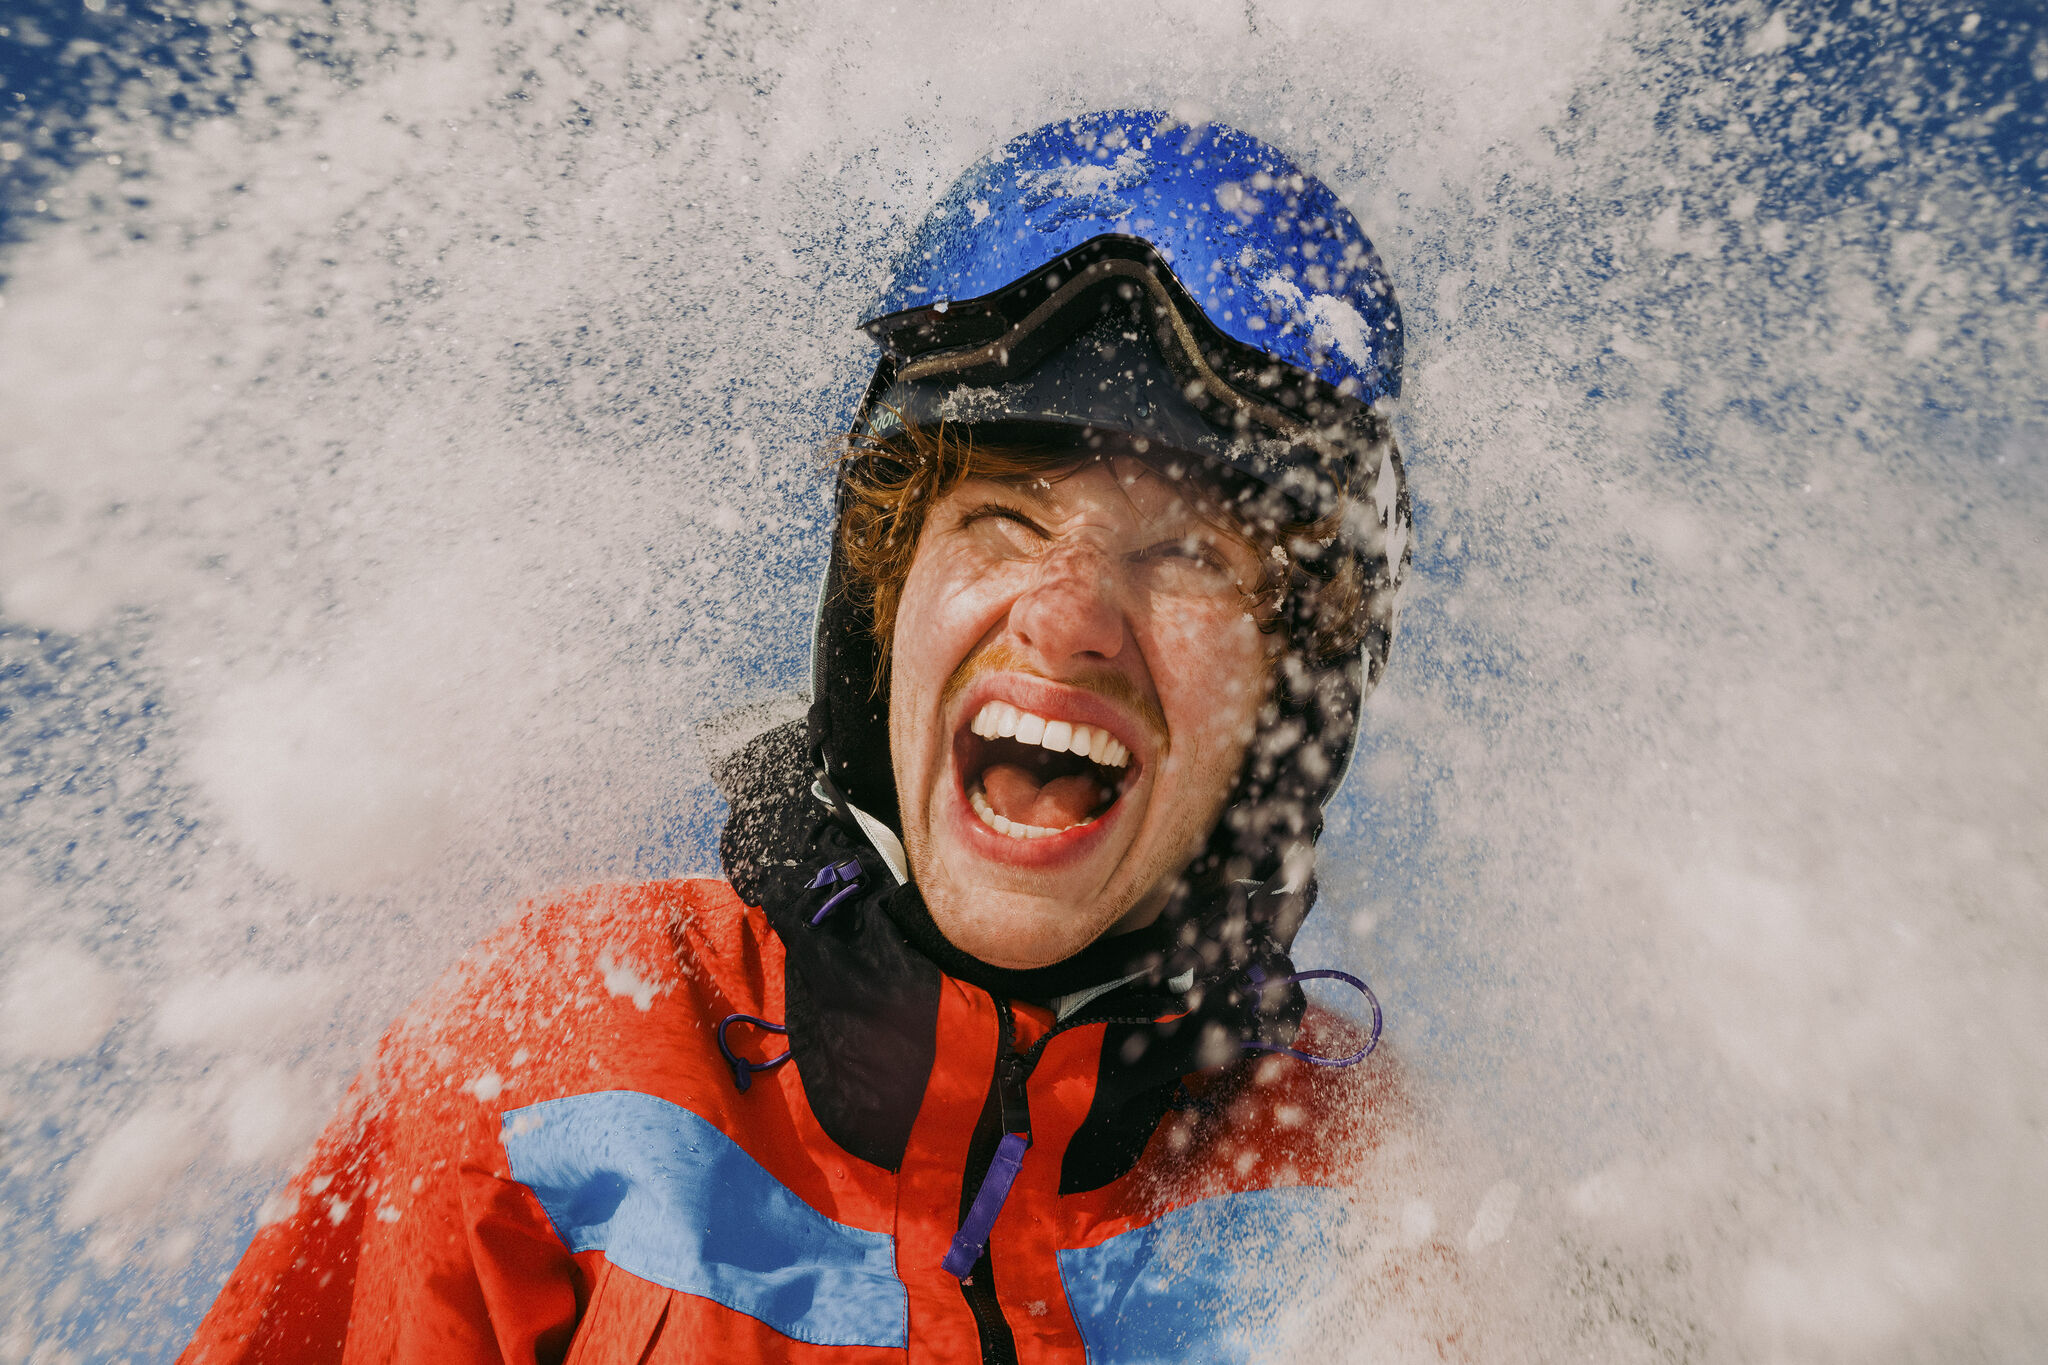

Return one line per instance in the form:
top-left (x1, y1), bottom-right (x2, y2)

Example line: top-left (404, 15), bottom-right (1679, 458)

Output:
top-left (806, 859), bottom-right (863, 926)
top-left (718, 860), bottom-right (859, 1093)
top-left (1242, 966), bottom-right (1383, 1067)
top-left (941, 1130), bottom-right (1030, 1278)
top-left (716, 1013), bottom-right (791, 1092)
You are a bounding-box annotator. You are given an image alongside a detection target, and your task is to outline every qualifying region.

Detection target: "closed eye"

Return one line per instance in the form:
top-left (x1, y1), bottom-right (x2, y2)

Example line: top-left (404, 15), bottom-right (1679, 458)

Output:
top-left (956, 502), bottom-right (1054, 555)
top-left (1131, 537), bottom-right (1231, 574)
top-left (959, 502), bottom-right (1049, 537)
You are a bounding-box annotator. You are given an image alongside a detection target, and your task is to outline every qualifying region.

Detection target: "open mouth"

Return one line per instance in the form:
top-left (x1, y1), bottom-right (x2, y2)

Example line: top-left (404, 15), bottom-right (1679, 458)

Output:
top-left (956, 700), bottom-right (1136, 841)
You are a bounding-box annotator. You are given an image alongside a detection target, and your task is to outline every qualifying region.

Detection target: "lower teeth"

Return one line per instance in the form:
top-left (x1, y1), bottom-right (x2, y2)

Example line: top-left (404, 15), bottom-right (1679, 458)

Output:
top-left (969, 785), bottom-right (1086, 840)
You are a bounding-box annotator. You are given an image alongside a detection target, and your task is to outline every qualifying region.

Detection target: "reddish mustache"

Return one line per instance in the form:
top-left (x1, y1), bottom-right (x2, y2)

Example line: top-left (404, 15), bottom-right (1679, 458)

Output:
top-left (941, 643), bottom-right (1166, 742)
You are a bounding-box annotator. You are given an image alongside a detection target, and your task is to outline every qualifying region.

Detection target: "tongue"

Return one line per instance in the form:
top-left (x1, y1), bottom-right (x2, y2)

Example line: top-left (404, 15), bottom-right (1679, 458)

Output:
top-left (982, 763), bottom-right (1106, 830)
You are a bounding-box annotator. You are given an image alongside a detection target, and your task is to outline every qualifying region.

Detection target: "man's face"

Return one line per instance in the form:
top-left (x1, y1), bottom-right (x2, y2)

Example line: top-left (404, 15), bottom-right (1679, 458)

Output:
top-left (888, 456), bottom-right (1275, 971)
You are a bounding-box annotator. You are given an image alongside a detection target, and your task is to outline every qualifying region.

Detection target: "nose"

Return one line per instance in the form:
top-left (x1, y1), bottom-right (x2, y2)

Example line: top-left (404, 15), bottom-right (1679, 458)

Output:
top-left (1008, 540), bottom-right (1126, 665)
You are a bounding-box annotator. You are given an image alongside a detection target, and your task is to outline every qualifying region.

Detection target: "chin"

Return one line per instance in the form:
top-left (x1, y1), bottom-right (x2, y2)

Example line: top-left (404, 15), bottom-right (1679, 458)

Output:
top-left (918, 772), bottom-right (1158, 969)
top-left (924, 887), bottom-right (1125, 971)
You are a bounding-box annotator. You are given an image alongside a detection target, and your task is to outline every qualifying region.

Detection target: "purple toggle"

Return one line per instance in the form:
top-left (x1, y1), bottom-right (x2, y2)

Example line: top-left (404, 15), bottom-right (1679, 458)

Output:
top-left (941, 1130), bottom-right (1030, 1278)
top-left (716, 1012), bottom-right (791, 1093)
top-left (806, 859), bottom-right (862, 889)
top-left (806, 859), bottom-right (864, 926)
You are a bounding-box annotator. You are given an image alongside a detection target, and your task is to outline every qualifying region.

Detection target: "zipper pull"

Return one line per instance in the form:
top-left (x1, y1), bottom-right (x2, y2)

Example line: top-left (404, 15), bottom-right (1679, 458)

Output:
top-left (942, 1022), bottom-right (1033, 1278)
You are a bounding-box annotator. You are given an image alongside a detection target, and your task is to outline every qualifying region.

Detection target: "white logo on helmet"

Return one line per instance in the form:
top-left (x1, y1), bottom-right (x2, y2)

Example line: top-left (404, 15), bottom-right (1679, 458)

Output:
top-left (1022, 147), bottom-right (1149, 199)
top-left (1257, 274), bottom-right (1380, 373)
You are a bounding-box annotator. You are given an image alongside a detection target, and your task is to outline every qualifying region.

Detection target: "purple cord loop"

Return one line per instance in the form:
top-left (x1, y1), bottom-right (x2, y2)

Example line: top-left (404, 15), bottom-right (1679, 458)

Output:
top-left (1242, 966), bottom-right (1383, 1067)
top-left (805, 858), bottom-right (864, 926)
top-left (716, 1013), bottom-right (791, 1093)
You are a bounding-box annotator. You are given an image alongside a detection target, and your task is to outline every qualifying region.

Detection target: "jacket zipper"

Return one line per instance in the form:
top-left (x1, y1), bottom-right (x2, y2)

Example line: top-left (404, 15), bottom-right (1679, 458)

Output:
top-left (954, 996), bottom-right (1025, 1364)
top-left (950, 990), bottom-right (1183, 1362)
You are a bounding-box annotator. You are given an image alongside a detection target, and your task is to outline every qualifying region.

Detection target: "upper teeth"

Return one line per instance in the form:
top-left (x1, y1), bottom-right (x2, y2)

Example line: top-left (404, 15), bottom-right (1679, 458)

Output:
top-left (968, 702), bottom-right (1130, 767)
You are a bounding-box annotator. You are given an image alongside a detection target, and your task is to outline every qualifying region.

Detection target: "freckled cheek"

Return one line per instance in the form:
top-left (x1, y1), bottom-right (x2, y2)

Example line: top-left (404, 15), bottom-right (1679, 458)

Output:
top-left (1149, 613), bottom-right (1268, 758)
top-left (893, 557), bottom-right (1014, 752)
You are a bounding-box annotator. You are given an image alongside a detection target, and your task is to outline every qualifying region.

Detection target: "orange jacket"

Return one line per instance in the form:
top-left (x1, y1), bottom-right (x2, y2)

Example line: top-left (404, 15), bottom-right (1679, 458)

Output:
top-left (182, 879), bottom-right (1440, 1364)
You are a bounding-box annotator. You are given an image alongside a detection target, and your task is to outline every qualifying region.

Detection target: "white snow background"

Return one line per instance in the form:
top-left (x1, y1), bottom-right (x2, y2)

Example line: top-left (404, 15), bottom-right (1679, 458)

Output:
top-left (2, 0), bottom-right (2044, 1360)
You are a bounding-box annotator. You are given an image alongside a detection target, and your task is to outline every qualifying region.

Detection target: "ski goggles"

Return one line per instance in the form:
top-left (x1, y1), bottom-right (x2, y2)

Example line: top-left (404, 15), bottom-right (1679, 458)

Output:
top-left (853, 111), bottom-right (1402, 489)
top-left (857, 234), bottom-right (1382, 495)
top-left (865, 112), bottom-right (1397, 390)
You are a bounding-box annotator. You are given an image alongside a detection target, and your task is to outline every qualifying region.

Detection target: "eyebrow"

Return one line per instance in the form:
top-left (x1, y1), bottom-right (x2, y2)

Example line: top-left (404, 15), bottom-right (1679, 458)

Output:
top-left (969, 478), bottom-right (1255, 550)
top-left (984, 466), bottom-right (1157, 523)
top-left (989, 472), bottom-right (1066, 505)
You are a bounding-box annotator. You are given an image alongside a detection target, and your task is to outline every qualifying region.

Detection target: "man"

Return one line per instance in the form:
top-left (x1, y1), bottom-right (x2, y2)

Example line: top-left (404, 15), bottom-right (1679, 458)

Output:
top-left (183, 110), bottom-right (1449, 1364)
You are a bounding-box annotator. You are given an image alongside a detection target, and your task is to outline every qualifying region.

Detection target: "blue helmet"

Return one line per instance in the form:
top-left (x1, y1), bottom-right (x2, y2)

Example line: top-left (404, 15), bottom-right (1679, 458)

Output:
top-left (868, 110), bottom-right (1402, 408)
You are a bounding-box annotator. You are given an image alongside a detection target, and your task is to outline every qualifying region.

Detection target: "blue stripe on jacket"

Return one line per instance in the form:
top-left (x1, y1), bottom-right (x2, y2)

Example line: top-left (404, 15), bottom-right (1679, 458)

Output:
top-left (1056, 1185), bottom-right (1344, 1364)
top-left (501, 1090), bottom-right (910, 1349)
